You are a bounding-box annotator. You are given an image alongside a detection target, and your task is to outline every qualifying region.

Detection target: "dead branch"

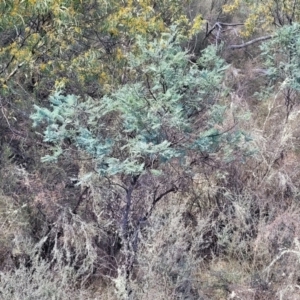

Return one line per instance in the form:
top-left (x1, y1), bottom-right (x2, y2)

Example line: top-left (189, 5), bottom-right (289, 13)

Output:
top-left (228, 35), bottom-right (273, 50)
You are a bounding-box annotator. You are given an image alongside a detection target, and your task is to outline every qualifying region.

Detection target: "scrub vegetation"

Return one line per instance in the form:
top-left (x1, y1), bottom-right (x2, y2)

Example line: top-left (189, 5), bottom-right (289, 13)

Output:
top-left (1, 1), bottom-right (300, 299)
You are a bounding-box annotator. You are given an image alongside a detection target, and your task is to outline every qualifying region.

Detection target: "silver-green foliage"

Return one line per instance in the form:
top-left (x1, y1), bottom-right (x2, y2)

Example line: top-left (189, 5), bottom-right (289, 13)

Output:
top-left (261, 23), bottom-right (300, 87)
top-left (260, 24), bottom-right (300, 112)
top-left (31, 29), bottom-right (229, 176)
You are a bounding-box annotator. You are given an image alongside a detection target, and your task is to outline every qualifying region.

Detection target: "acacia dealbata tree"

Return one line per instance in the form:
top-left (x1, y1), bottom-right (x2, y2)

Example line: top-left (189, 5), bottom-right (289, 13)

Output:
top-left (31, 27), bottom-right (248, 296)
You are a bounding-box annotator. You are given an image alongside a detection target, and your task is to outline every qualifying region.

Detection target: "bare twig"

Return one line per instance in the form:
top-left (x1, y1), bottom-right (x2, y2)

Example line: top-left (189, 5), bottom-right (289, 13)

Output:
top-left (5, 61), bottom-right (25, 82)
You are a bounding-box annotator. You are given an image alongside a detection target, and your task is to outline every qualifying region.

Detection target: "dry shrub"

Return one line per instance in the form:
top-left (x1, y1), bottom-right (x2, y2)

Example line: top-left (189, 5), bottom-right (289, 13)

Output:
top-left (123, 195), bottom-right (207, 299)
top-left (214, 60), bottom-right (300, 299)
top-left (0, 190), bottom-right (27, 270)
top-left (119, 192), bottom-right (258, 299)
top-left (0, 157), bottom-right (119, 297)
top-left (254, 207), bottom-right (300, 279)
top-left (0, 192), bottom-right (119, 299)
top-left (0, 255), bottom-right (117, 300)
top-left (49, 209), bottom-right (117, 281)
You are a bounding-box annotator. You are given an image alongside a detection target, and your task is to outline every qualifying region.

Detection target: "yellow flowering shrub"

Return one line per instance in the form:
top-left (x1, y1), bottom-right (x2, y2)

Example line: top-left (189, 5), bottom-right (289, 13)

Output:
top-left (223, 0), bottom-right (300, 37)
top-left (0, 0), bottom-right (203, 96)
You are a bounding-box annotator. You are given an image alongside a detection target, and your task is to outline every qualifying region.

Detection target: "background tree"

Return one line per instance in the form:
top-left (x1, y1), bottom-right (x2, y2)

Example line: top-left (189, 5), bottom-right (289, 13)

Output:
top-left (0, 0), bottom-right (204, 98)
top-left (223, 0), bottom-right (300, 37)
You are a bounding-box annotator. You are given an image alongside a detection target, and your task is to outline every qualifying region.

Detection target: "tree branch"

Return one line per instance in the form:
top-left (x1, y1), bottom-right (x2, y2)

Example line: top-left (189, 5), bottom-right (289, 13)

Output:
top-left (228, 35), bottom-right (273, 50)
top-left (72, 186), bottom-right (90, 214)
top-left (204, 22), bottom-right (244, 42)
